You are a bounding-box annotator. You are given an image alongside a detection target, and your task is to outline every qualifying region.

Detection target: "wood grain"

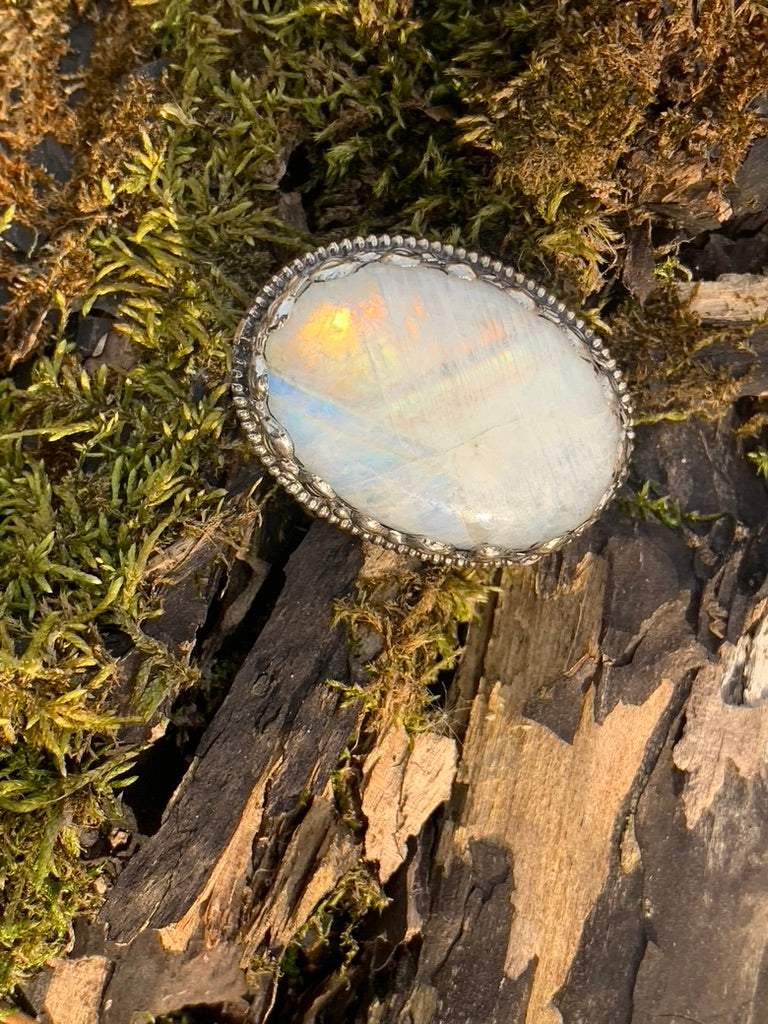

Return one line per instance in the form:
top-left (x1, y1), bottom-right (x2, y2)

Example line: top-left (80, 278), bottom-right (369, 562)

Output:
top-left (678, 272), bottom-right (768, 322)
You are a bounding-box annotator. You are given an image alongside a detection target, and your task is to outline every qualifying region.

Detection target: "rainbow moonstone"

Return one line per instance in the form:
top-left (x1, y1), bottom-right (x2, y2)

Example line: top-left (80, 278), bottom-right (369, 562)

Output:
top-left (233, 238), bottom-right (631, 564)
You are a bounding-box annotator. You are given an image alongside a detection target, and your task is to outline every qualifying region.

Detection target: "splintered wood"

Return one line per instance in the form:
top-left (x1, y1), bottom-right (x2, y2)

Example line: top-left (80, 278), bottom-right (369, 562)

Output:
top-left (457, 672), bottom-right (672, 1024)
top-left (367, 494), bottom-right (768, 1024)
top-left (362, 727), bottom-right (457, 884)
top-left (37, 958), bottom-right (110, 1024)
top-left (415, 552), bottom-right (675, 1024)
top-left (674, 648), bottom-right (768, 830)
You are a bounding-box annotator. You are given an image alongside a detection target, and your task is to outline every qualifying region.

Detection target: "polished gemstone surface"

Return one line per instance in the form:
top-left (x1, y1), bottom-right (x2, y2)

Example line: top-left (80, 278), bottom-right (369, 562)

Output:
top-left (262, 258), bottom-right (625, 552)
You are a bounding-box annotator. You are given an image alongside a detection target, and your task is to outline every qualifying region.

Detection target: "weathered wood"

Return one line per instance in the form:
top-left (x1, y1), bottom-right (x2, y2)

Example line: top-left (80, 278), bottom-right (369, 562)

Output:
top-left (28, 520), bottom-right (363, 1023)
top-left (358, 412), bottom-right (768, 1024)
top-left (105, 520), bottom-right (362, 941)
top-left (34, 958), bottom-right (111, 1024)
top-left (361, 728), bottom-right (456, 885)
top-left (677, 272), bottom-right (768, 322)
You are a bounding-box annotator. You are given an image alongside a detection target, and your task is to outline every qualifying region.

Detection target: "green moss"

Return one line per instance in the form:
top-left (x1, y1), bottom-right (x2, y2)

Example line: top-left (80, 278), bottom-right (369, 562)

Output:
top-left (259, 864), bottom-right (388, 1006)
top-left (607, 287), bottom-right (752, 421)
top-left (331, 558), bottom-right (489, 731)
top-left (620, 480), bottom-right (721, 530)
top-left (747, 447), bottom-right (768, 478)
top-left (459, 0), bottom-right (768, 293)
top-left (0, 334), bottom-right (244, 986)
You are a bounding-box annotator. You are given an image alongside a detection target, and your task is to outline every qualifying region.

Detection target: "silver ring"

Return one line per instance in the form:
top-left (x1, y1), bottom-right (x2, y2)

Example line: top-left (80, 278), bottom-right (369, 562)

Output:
top-left (232, 234), bottom-right (633, 567)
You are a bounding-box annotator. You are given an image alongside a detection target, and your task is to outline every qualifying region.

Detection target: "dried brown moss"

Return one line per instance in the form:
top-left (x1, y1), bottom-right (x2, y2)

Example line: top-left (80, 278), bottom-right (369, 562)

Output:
top-left (0, 0), bottom-right (157, 367)
top-left (458, 0), bottom-right (768, 293)
top-left (608, 286), bottom-right (752, 420)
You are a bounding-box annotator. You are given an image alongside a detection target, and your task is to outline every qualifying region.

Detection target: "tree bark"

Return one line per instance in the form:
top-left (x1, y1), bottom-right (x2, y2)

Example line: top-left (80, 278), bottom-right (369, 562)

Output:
top-left (24, 384), bottom-right (768, 1024)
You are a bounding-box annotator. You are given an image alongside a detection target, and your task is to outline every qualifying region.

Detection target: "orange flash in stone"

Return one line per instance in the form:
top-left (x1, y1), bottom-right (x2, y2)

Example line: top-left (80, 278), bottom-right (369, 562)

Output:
top-left (298, 302), bottom-right (359, 364)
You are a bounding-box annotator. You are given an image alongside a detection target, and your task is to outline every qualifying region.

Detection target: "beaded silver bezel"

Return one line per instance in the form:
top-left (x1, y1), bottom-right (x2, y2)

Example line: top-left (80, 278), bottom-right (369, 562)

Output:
top-left (231, 234), bottom-right (633, 567)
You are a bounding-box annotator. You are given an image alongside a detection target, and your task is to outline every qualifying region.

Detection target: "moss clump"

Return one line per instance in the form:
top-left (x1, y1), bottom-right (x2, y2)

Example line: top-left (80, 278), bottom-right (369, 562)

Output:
top-left (283, 865), bottom-right (388, 972)
top-left (0, 0), bottom-right (158, 367)
top-left (0, 336), bottom-right (245, 988)
top-left (459, 0), bottom-right (768, 294)
top-left (330, 554), bottom-right (489, 731)
top-left (0, 0), bottom-right (255, 991)
top-left (607, 286), bottom-right (753, 420)
top-left (620, 479), bottom-right (721, 529)
top-left (243, 864), bottom-right (389, 1020)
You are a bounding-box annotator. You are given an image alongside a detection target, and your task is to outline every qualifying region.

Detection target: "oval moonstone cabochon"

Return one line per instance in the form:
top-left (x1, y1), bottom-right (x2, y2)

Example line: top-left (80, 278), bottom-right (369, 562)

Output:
top-left (232, 236), bottom-right (633, 565)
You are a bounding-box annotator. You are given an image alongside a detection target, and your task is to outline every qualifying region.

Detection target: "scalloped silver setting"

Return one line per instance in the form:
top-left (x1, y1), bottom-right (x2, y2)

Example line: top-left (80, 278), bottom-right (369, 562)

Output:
top-left (232, 234), bottom-right (634, 567)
